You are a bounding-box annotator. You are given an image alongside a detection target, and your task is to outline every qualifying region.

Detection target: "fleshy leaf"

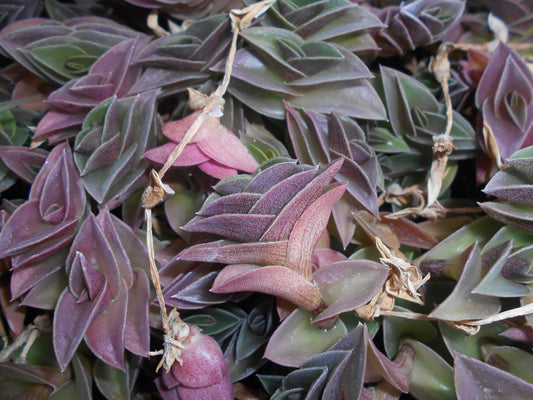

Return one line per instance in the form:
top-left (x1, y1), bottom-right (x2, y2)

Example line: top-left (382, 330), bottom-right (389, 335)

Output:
top-left (454, 353), bottom-right (533, 399)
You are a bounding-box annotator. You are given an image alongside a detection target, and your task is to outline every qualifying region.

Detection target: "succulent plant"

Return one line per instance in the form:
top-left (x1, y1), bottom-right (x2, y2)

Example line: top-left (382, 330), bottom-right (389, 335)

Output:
top-left (129, 15), bottom-right (232, 97)
top-left (0, 0), bottom-right (42, 29)
top-left (0, 143), bottom-right (87, 309)
top-left (371, 65), bottom-right (478, 180)
top-left (73, 90), bottom-right (159, 209)
top-left (53, 209), bottom-right (151, 370)
top-left (144, 110), bottom-right (259, 179)
top-left (183, 298), bottom-right (276, 381)
top-left (2, 2), bottom-right (533, 399)
top-left (250, 0), bottom-right (384, 53)
top-left (213, 25), bottom-right (387, 120)
top-left (34, 37), bottom-right (150, 144)
top-left (0, 108), bottom-right (47, 192)
top-left (481, 145), bottom-right (533, 233)
top-left (475, 43), bottom-right (533, 162)
top-left (370, 0), bottom-right (465, 57)
top-left (285, 102), bottom-right (382, 247)
top-left (0, 16), bottom-right (146, 85)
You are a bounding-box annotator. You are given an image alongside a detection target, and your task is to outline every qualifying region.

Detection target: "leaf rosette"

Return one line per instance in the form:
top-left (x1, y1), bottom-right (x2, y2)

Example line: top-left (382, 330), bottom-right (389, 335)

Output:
top-left (129, 15), bottom-right (232, 97)
top-left (73, 90), bottom-right (159, 209)
top-left (248, 0), bottom-right (384, 53)
top-left (371, 65), bottom-right (477, 178)
top-left (53, 209), bottom-right (151, 371)
top-left (34, 37), bottom-right (150, 144)
top-left (177, 158), bottom-right (389, 328)
top-left (371, 0), bottom-right (465, 57)
top-left (0, 16), bottom-right (146, 84)
top-left (285, 102), bottom-right (382, 247)
top-left (212, 26), bottom-right (387, 120)
top-left (0, 143), bottom-right (87, 309)
top-left (475, 43), bottom-right (533, 161)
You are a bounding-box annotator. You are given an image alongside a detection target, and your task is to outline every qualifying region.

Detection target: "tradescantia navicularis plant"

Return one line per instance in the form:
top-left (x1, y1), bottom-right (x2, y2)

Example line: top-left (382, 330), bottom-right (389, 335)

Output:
top-left (4, 1), bottom-right (533, 399)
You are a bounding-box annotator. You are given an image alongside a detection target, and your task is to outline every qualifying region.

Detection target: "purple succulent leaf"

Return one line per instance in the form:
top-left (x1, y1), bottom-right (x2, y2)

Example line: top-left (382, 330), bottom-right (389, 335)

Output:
top-left (454, 352), bottom-right (533, 399)
top-left (261, 159), bottom-right (343, 242)
top-left (123, 269), bottom-right (150, 357)
top-left (285, 183), bottom-right (346, 277)
top-left (85, 277), bottom-right (128, 370)
top-left (144, 142), bottom-right (211, 167)
top-left (249, 168), bottom-right (317, 215)
top-left (196, 126), bottom-right (260, 173)
top-left (0, 146), bottom-right (48, 184)
top-left (484, 169), bottom-right (533, 207)
top-left (335, 151), bottom-right (379, 217)
top-left (145, 111), bottom-right (258, 179)
top-left (500, 326), bottom-right (533, 343)
top-left (74, 89), bottom-right (158, 207)
top-left (107, 210), bottom-right (151, 275)
top-left (285, 103), bottom-right (328, 165)
top-left (244, 159), bottom-right (297, 193)
top-left (19, 269), bottom-right (67, 309)
top-left (383, 215), bottom-right (438, 250)
top-left (429, 243), bottom-right (501, 321)
top-left (163, 263), bottom-right (234, 309)
top-left (177, 240), bottom-right (288, 266)
top-left (67, 214), bottom-right (121, 298)
top-left (33, 110), bottom-right (86, 144)
top-left (68, 251), bottom-right (106, 301)
top-left (480, 201), bottom-right (533, 234)
top-left (372, 0), bottom-right (465, 57)
top-left (0, 143), bottom-right (85, 303)
top-left (96, 210), bottom-right (135, 286)
top-left (198, 193), bottom-right (261, 216)
top-left (226, 50), bottom-right (299, 96)
top-left (182, 214), bottom-right (274, 242)
top-left (476, 43), bottom-right (533, 160)
top-left (313, 259), bottom-right (389, 324)
top-left (53, 282), bottom-right (112, 371)
top-left (211, 264), bottom-right (323, 313)
top-left (0, 203), bottom-right (78, 257)
top-left (365, 331), bottom-right (410, 392)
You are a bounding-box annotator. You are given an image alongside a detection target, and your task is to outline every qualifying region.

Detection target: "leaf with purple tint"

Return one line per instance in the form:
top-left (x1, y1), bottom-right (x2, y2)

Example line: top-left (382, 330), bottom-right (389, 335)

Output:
top-left (261, 159), bottom-right (343, 242)
top-left (53, 282), bottom-right (111, 371)
top-left (313, 259), bottom-right (389, 324)
top-left (74, 89), bottom-right (158, 208)
top-left (429, 243), bottom-right (501, 322)
top-left (0, 143), bottom-right (86, 305)
top-left (476, 43), bottom-right (533, 160)
top-left (472, 241), bottom-right (531, 297)
top-left (212, 264), bottom-right (323, 313)
top-left (177, 240), bottom-right (288, 266)
top-left (124, 270), bottom-right (150, 357)
top-left (85, 278), bottom-right (128, 370)
top-left (0, 146), bottom-right (48, 184)
top-left (371, 0), bottom-right (464, 57)
top-left (183, 214), bottom-right (274, 242)
top-left (163, 263), bottom-right (234, 310)
top-left (454, 352), bottom-right (533, 400)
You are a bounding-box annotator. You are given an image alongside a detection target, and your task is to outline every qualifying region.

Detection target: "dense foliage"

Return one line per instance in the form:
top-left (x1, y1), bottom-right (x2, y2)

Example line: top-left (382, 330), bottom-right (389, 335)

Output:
top-left (1, 1), bottom-right (533, 399)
